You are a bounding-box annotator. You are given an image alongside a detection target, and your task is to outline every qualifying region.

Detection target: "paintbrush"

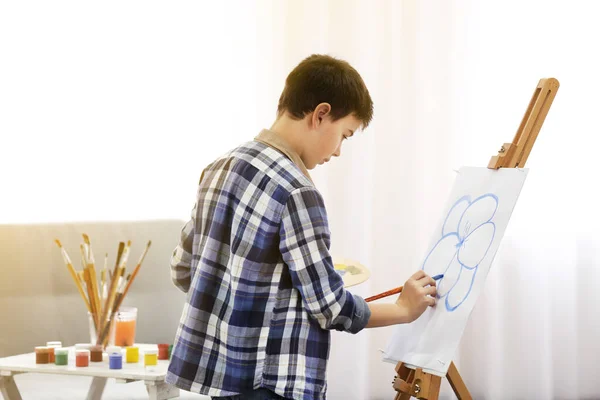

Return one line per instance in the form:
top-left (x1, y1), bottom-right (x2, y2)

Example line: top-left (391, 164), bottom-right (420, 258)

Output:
top-left (54, 239), bottom-right (91, 313)
top-left (101, 253), bottom-right (108, 303)
top-left (118, 240), bottom-right (151, 307)
top-left (97, 241), bottom-right (132, 345)
top-left (97, 242), bottom-right (125, 345)
top-left (80, 244), bottom-right (99, 328)
top-left (82, 234), bottom-right (102, 322)
top-left (112, 272), bottom-right (130, 314)
top-left (365, 274), bottom-right (444, 303)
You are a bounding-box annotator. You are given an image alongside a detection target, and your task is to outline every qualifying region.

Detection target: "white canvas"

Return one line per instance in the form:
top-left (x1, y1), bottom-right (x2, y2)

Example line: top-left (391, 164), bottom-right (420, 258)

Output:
top-left (383, 166), bottom-right (528, 376)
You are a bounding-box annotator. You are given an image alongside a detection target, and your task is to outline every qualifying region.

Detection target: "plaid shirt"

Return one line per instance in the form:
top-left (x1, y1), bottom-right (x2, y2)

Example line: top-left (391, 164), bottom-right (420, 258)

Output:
top-left (165, 129), bottom-right (370, 400)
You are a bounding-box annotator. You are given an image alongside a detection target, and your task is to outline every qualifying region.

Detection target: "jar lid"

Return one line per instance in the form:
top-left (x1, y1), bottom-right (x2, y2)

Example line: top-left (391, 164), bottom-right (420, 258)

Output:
top-left (35, 346), bottom-right (50, 353)
top-left (75, 343), bottom-right (92, 350)
top-left (89, 345), bottom-right (103, 352)
top-left (109, 352), bottom-right (122, 359)
top-left (144, 348), bottom-right (158, 355)
top-left (75, 349), bottom-right (90, 355)
top-left (54, 348), bottom-right (69, 355)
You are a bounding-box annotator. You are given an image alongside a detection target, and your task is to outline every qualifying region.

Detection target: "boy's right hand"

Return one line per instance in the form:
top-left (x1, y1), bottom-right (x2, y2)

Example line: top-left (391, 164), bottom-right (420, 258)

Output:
top-left (395, 270), bottom-right (437, 323)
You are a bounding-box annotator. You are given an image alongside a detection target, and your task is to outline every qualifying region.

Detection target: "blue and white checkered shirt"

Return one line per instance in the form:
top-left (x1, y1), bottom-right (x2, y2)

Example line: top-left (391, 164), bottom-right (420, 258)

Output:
top-left (165, 129), bottom-right (371, 400)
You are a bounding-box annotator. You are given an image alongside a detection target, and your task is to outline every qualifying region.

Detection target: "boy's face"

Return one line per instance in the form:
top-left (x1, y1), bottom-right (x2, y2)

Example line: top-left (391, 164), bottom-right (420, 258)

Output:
top-left (305, 105), bottom-right (362, 169)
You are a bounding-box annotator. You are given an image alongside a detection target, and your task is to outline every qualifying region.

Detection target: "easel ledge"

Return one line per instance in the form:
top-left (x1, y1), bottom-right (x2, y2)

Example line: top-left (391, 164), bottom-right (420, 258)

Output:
top-left (390, 77), bottom-right (560, 400)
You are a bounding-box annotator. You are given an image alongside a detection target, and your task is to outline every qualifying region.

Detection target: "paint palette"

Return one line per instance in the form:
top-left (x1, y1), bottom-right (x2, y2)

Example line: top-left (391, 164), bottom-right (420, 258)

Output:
top-left (333, 258), bottom-right (370, 288)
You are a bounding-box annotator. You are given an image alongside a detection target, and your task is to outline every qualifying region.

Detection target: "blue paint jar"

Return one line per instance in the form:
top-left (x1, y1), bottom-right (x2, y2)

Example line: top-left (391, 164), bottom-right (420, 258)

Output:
top-left (109, 353), bottom-right (122, 370)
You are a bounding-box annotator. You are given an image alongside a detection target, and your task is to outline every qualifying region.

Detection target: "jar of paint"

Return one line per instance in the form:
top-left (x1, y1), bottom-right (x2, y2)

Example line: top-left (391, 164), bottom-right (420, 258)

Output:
top-left (125, 346), bottom-right (139, 363)
top-left (109, 353), bottom-right (122, 370)
top-left (75, 349), bottom-right (90, 367)
top-left (168, 344), bottom-right (173, 359)
top-left (157, 344), bottom-right (169, 360)
top-left (90, 345), bottom-right (103, 362)
top-left (144, 348), bottom-right (158, 367)
top-left (54, 348), bottom-right (69, 366)
top-left (73, 343), bottom-right (91, 361)
top-left (35, 346), bottom-right (50, 364)
top-left (114, 307), bottom-right (137, 347)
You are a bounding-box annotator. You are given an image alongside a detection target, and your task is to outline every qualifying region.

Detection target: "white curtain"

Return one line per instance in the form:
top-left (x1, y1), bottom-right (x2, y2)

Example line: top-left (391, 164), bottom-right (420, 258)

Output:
top-left (2, 1), bottom-right (599, 399)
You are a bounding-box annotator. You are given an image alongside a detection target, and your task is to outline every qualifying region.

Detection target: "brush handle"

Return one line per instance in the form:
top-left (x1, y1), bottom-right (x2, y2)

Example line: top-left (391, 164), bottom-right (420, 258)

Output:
top-left (364, 286), bottom-right (403, 303)
top-left (67, 263), bottom-right (92, 312)
top-left (364, 274), bottom-right (443, 303)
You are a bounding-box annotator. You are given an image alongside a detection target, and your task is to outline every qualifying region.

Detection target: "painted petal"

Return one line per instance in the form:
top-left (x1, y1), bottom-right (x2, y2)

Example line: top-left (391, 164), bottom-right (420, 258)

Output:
top-left (446, 266), bottom-right (477, 311)
top-left (442, 195), bottom-right (470, 236)
top-left (457, 222), bottom-right (495, 269)
top-left (436, 253), bottom-right (461, 298)
top-left (458, 194), bottom-right (498, 239)
top-left (422, 233), bottom-right (460, 277)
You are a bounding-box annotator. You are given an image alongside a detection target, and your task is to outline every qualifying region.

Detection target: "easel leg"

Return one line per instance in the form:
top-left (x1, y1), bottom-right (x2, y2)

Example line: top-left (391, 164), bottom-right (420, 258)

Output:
top-left (393, 362), bottom-right (414, 400)
top-left (145, 381), bottom-right (180, 400)
top-left (427, 376), bottom-right (442, 400)
top-left (446, 362), bottom-right (472, 400)
top-left (0, 376), bottom-right (23, 400)
top-left (86, 377), bottom-right (108, 400)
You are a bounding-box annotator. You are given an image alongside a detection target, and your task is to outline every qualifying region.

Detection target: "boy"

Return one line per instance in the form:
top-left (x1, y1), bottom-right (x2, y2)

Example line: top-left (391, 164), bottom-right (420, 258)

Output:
top-left (166, 54), bottom-right (438, 400)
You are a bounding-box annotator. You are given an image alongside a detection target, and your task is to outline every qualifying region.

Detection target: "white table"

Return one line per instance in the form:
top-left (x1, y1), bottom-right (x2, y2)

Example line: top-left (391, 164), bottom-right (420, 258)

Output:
top-left (0, 345), bottom-right (180, 400)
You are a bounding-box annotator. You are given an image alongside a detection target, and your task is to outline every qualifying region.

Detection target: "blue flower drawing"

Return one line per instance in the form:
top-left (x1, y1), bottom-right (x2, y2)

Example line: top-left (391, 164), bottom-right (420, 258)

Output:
top-left (422, 194), bottom-right (498, 312)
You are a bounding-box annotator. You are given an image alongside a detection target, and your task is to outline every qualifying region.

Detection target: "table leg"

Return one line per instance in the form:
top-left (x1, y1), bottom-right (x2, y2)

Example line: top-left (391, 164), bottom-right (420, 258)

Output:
top-left (0, 376), bottom-right (23, 400)
top-left (145, 381), bottom-right (180, 400)
top-left (86, 376), bottom-right (108, 400)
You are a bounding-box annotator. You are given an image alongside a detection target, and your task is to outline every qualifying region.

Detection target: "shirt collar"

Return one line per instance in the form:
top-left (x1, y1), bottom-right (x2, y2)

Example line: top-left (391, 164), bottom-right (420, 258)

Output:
top-left (254, 129), bottom-right (313, 184)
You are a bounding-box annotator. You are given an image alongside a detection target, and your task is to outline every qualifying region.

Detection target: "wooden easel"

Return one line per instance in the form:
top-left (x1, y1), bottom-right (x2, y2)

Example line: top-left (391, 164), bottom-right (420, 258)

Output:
top-left (389, 77), bottom-right (560, 400)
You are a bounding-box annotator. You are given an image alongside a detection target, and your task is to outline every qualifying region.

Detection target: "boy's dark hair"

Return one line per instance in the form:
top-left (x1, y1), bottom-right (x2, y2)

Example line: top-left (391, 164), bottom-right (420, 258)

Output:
top-left (277, 54), bottom-right (374, 128)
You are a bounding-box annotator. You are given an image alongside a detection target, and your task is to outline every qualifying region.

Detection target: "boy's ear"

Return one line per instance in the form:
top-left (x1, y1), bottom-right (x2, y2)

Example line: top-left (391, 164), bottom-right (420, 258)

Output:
top-left (311, 103), bottom-right (332, 129)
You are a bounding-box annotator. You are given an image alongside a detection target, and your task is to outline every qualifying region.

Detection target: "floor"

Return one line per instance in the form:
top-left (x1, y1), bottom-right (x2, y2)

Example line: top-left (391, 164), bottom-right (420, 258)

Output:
top-left (11, 373), bottom-right (210, 400)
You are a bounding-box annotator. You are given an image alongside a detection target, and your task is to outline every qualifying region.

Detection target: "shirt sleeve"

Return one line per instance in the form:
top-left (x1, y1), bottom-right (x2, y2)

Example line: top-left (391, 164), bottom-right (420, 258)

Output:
top-left (170, 213), bottom-right (194, 293)
top-left (170, 171), bottom-right (205, 293)
top-left (279, 186), bottom-right (371, 334)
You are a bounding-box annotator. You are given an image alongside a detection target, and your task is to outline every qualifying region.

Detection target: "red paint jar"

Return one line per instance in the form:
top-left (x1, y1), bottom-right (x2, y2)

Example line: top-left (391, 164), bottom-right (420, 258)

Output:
top-left (75, 349), bottom-right (90, 367)
top-left (157, 344), bottom-right (169, 360)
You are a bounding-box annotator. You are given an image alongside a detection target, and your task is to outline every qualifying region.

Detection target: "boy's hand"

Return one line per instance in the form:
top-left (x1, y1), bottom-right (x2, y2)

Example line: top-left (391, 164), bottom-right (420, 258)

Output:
top-left (395, 270), bottom-right (437, 323)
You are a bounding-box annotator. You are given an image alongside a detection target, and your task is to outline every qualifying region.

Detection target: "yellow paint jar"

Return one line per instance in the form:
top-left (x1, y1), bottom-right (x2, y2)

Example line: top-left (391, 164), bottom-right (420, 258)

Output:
top-left (144, 348), bottom-right (158, 367)
top-left (126, 346), bottom-right (139, 363)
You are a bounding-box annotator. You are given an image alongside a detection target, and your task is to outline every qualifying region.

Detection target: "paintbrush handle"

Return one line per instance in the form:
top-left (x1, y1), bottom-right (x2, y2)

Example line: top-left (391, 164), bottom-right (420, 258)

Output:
top-left (365, 286), bottom-right (403, 303)
top-left (67, 263), bottom-right (92, 312)
top-left (119, 265), bottom-right (140, 303)
top-left (364, 274), bottom-right (444, 303)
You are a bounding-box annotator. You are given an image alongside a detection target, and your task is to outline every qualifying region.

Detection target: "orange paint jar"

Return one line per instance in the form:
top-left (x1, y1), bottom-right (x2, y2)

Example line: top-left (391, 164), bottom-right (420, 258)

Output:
top-left (76, 349), bottom-right (90, 367)
top-left (35, 346), bottom-right (50, 364)
top-left (114, 307), bottom-right (137, 347)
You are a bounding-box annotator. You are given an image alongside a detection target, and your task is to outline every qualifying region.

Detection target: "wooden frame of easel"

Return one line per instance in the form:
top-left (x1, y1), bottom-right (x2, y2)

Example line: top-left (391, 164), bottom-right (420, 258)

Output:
top-left (390, 77), bottom-right (560, 400)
